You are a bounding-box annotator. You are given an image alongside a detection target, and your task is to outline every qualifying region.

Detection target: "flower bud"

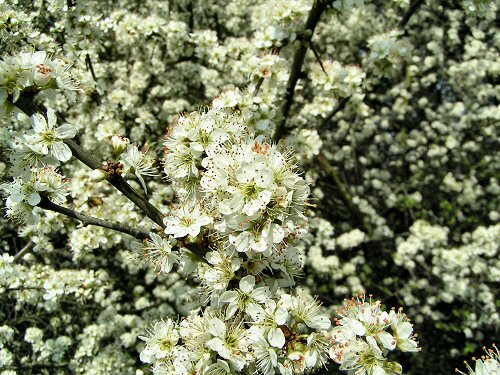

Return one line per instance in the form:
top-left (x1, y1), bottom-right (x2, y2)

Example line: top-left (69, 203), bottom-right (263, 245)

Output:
top-left (111, 135), bottom-right (130, 156)
top-left (90, 168), bottom-right (107, 182)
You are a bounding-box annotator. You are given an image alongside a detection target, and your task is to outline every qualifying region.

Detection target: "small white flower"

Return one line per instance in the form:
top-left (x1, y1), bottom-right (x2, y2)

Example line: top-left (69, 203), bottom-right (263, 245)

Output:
top-left (164, 204), bottom-right (213, 238)
top-left (139, 319), bottom-right (179, 364)
top-left (206, 317), bottom-right (249, 371)
top-left (254, 339), bottom-right (279, 375)
top-left (25, 108), bottom-right (76, 162)
top-left (219, 275), bottom-right (271, 319)
top-left (281, 293), bottom-right (331, 330)
top-left (120, 144), bottom-right (158, 194)
top-left (248, 299), bottom-right (289, 349)
top-left (143, 233), bottom-right (178, 274)
top-left (389, 310), bottom-right (419, 352)
top-left (2, 167), bottom-right (67, 224)
top-left (111, 134), bottom-right (130, 156)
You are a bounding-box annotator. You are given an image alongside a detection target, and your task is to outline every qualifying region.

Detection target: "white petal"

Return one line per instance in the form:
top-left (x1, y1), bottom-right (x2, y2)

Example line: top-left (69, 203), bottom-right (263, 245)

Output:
top-left (268, 327), bottom-right (285, 348)
top-left (27, 192), bottom-right (41, 206)
top-left (208, 318), bottom-right (226, 337)
top-left (33, 114), bottom-right (47, 133)
top-left (51, 141), bottom-right (72, 162)
top-left (367, 335), bottom-right (382, 357)
top-left (252, 287), bottom-right (271, 302)
top-left (239, 275), bottom-right (255, 294)
top-left (343, 317), bottom-right (366, 336)
top-left (398, 338), bottom-right (419, 352)
top-left (0, 88), bottom-right (7, 103)
top-left (219, 291), bottom-right (238, 304)
top-left (395, 321), bottom-right (413, 338)
top-left (274, 307), bottom-right (289, 325)
top-left (207, 337), bottom-right (231, 359)
top-left (46, 108), bottom-right (57, 128)
top-left (306, 314), bottom-right (331, 330)
top-left (55, 124), bottom-right (77, 139)
top-left (378, 331), bottom-right (396, 350)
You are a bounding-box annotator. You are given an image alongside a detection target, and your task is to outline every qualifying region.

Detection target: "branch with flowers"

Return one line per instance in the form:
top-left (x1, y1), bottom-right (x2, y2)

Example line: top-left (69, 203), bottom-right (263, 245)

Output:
top-left (0, 13), bottom-right (421, 374)
top-left (2, 0), bottom-right (496, 374)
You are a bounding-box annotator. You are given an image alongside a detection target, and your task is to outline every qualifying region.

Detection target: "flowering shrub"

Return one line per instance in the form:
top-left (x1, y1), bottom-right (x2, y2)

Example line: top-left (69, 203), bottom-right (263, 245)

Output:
top-left (0, 0), bottom-right (498, 374)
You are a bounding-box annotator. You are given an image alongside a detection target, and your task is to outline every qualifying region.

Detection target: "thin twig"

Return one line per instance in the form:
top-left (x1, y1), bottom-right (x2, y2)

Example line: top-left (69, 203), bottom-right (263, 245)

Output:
top-left (38, 197), bottom-right (150, 240)
top-left (316, 152), bottom-right (372, 235)
top-left (310, 42), bottom-right (328, 77)
top-left (2, 362), bottom-right (69, 370)
top-left (5, 286), bottom-right (45, 291)
top-left (85, 53), bottom-right (98, 82)
top-left (399, 0), bottom-right (425, 29)
top-left (273, 0), bottom-right (330, 141)
top-left (320, 96), bottom-right (350, 129)
top-left (13, 240), bottom-right (34, 261)
top-left (252, 77), bottom-right (264, 96)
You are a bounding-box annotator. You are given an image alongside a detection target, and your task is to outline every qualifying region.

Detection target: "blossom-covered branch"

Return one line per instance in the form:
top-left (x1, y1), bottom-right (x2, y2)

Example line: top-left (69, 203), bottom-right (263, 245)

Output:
top-left (38, 197), bottom-right (150, 240)
top-left (13, 93), bottom-right (166, 228)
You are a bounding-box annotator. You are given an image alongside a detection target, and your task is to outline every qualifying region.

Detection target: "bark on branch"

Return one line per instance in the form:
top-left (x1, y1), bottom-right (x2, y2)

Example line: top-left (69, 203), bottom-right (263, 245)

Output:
top-left (273, 0), bottom-right (330, 141)
top-left (38, 197), bottom-right (150, 240)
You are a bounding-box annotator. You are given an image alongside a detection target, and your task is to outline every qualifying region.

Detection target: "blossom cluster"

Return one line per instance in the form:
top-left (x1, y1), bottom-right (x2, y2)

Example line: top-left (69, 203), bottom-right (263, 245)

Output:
top-left (0, 50), bottom-right (78, 114)
top-left (140, 292), bottom-right (332, 374)
top-left (0, 0), bottom-right (496, 374)
top-left (330, 294), bottom-right (419, 374)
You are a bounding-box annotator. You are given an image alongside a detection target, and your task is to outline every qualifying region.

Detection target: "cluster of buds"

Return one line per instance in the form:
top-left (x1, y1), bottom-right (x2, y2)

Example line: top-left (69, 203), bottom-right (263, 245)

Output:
top-left (101, 160), bottom-right (124, 176)
top-left (90, 160), bottom-right (124, 183)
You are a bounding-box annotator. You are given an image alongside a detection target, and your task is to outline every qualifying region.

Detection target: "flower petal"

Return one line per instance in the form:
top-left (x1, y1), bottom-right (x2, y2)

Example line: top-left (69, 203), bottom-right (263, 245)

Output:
top-left (268, 327), bottom-right (285, 348)
top-left (55, 124), bottom-right (77, 139)
top-left (51, 141), bottom-right (72, 162)
top-left (239, 275), bottom-right (255, 294)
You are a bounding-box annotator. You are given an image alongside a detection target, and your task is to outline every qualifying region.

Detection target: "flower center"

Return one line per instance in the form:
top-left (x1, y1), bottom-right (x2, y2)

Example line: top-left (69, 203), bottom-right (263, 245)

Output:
top-left (41, 131), bottom-right (56, 144)
top-left (242, 183), bottom-right (261, 200)
top-left (159, 338), bottom-right (173, 352)
top-left (180, 217), bottom-right (194, 226)
top-left (36, 64), bottom-right (53, 76)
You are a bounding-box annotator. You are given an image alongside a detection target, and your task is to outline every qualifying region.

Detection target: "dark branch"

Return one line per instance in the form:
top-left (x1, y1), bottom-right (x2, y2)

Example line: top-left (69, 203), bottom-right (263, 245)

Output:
top-left (399, 0), bottom-right (425, 29)
top-left (320, 96), bottom-right (350, 130)
top-left (316, 152), bottom-right (372, 235)
top-left (252, 77), bottom-right (264, 96)
top-left (13, 95), bottom-right (166, 229)
top-left (38, 197), bottom-right (150, 240)
top-left (85, 53), bottom-right (98, 82)
top-left (13, 240), bottom-right (34, 261)
top-left (64, 140), bottom-right (166, 228)
top-left (310, 42), bottom-right (328, 77)
top-left (11, 92), bottom-right (43, 116)
top-left (273, 0), bottom-right (330, 141)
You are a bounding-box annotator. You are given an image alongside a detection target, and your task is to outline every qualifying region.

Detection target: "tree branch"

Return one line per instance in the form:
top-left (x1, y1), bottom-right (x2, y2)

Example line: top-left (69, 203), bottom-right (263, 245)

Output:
top-left (399, 0), bottom-right (425, 29)
top-left (12, 95), bottom-right (166, 229)
top-left (320, 96), bottom-right (350, 130)
top-left (64, 140), bottom-right (166, 228)
top-left (316, 152), bottom-right (372, 235)
top-left (13, 240), bottom-right (34, 261)
top-left (38, 197), bottom-right (150, 240)
top-left (273, 0), bottom-right (330, 141)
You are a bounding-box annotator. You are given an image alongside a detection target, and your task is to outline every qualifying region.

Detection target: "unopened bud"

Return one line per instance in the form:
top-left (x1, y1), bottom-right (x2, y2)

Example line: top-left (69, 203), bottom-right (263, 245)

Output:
top-left (90, 168), bottom-right (107, 181)
top-left (111, 135), bottom-right (130, 156)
